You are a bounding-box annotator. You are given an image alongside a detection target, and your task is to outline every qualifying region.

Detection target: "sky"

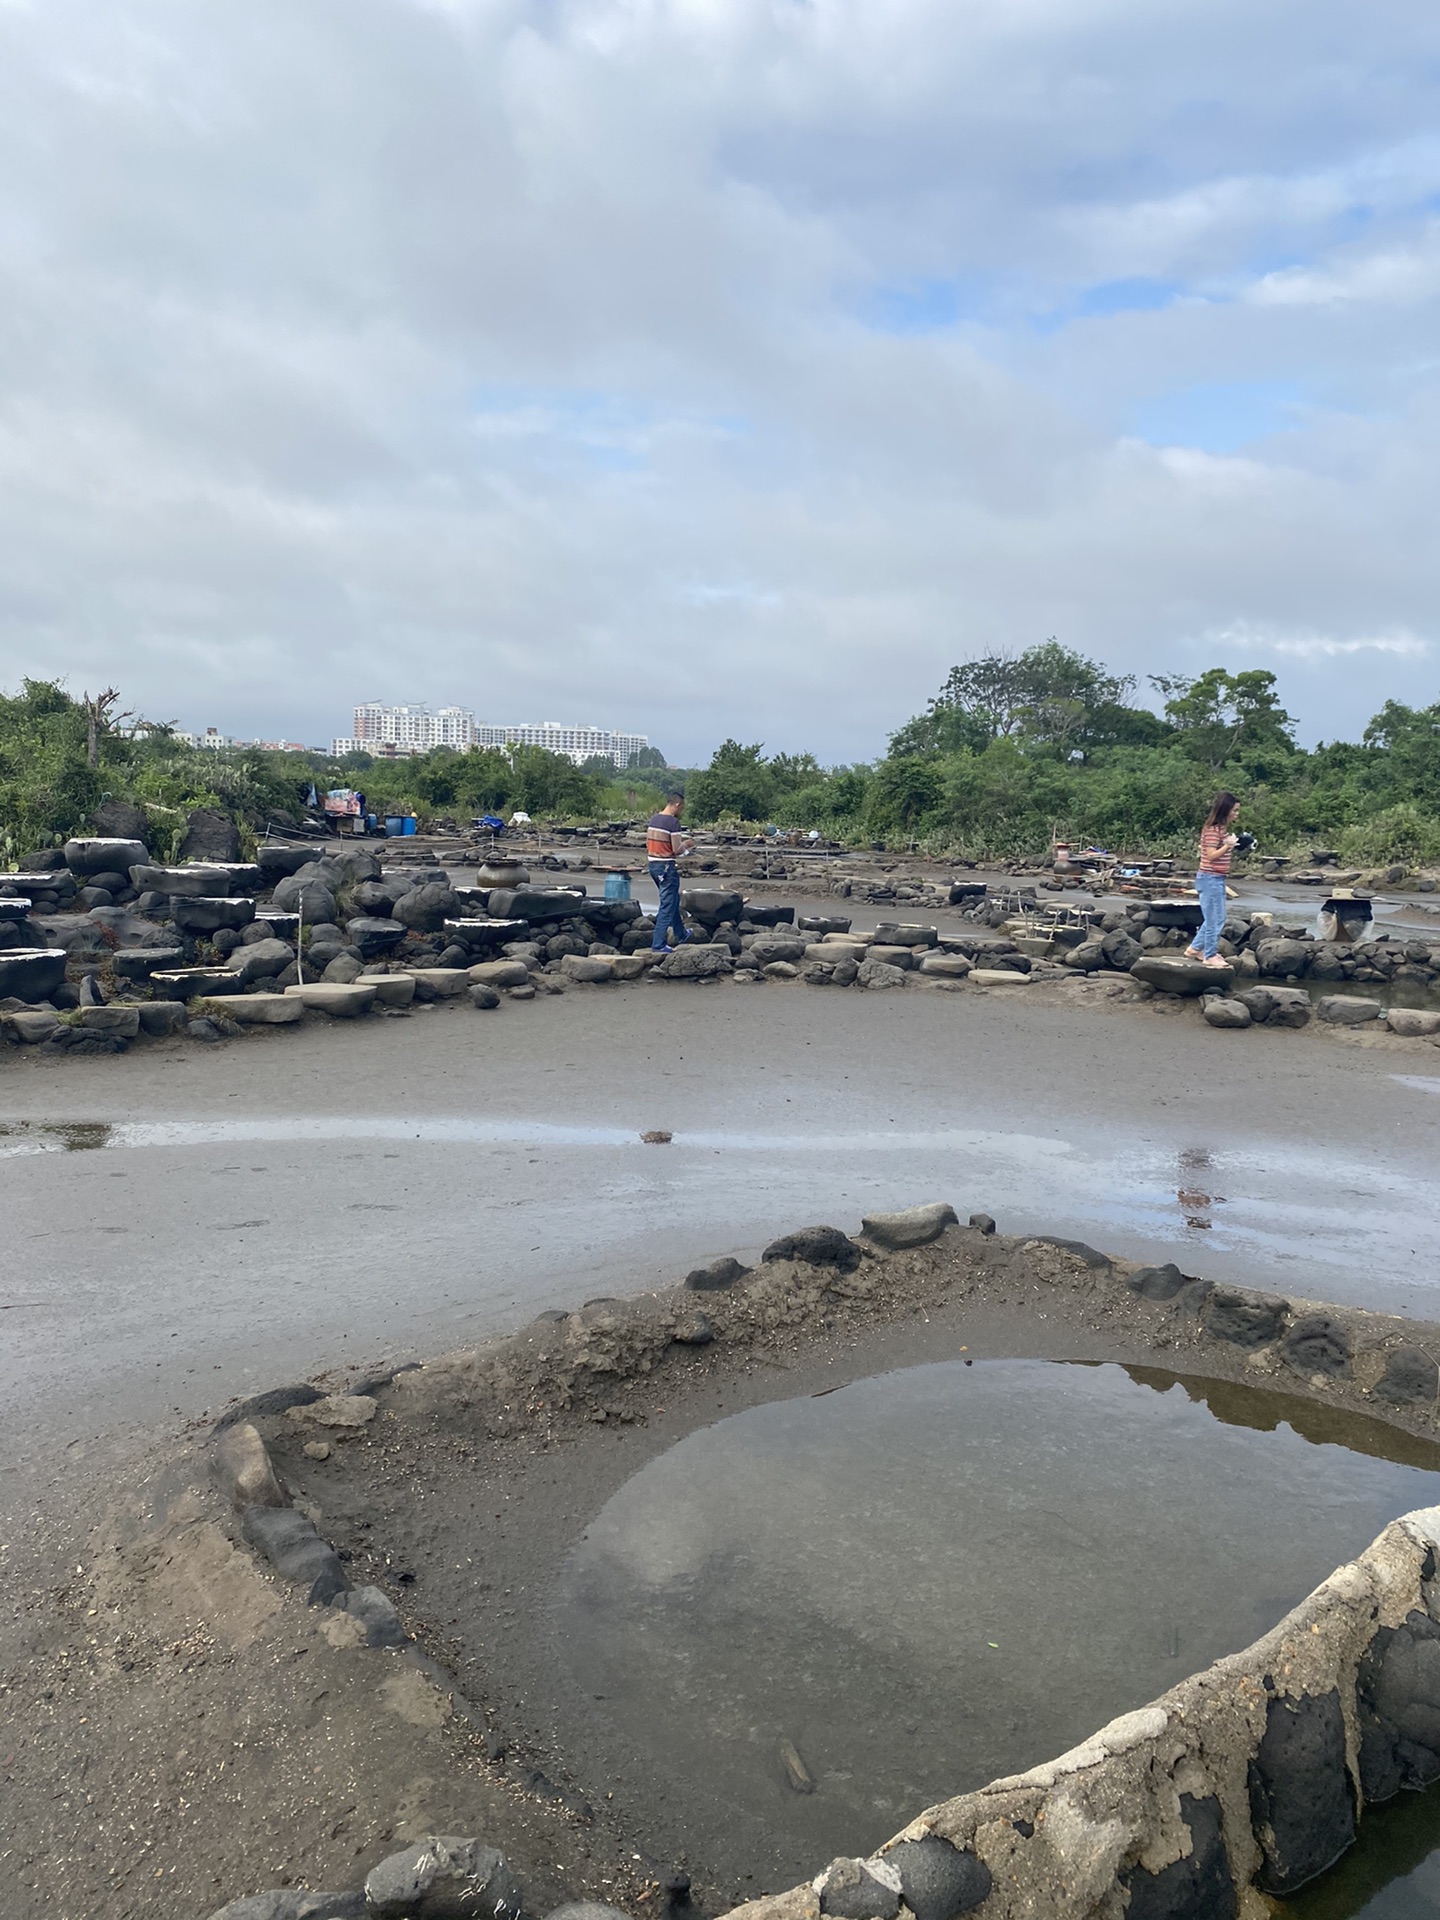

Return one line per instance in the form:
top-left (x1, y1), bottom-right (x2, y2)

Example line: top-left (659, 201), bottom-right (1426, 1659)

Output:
top-left (2, 0), bottom-right (1439, 764)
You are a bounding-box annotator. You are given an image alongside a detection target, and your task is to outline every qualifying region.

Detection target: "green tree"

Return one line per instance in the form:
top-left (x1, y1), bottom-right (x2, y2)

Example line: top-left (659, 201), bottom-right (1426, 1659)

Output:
top-left (686, 741), bottom-right (776, 821)
top-left (1149, 668), bottom-right (1296, 768)
top-left (627, 745), bottom-right (668, 770)
top-left (865, 756), bottom-right (944, 833)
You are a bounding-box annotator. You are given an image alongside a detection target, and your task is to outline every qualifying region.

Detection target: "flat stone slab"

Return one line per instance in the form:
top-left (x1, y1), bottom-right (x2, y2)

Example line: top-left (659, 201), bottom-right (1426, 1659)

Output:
top-left (469, 960), bottom-right (532, 989)
top-left (405, 967), bottom-right (470, 997)
top-left (224, 994), bottom-right (304, 1026)
top-left (561, 954), bottom-right (615, 982)
top-left (132, 863), bottom-right (263, 896)
top-left (150, 968), bottom-right (245, 998)
top-left (862, 1202), bottom-right (959, 1248)
top-left (365, 973), bottom-right (417, 1007)
top-left (77, 1005), bottom-right (141, 1038)
top-left (283, 983), bottom-right (377, 1016)
top-left (1131, 955), bottom-right (1232, 996)
top-left (970, 967), bottom-right (1032, 985)
top-left (918, 952), bottom-right (973, 977)
top-left (64, 836), bottom-right (147, 877)
top-left (1317, 994), bottom-right (1383, 1025)
top-left (171, 896), bottom-right (257, 933)
top-left (0, 948), bottom-right (67, 1001)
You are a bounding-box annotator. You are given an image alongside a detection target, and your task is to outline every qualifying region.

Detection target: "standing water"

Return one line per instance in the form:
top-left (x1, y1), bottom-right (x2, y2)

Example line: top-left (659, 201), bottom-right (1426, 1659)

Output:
top-left (554, 1361), bottom-right (1440, 1892)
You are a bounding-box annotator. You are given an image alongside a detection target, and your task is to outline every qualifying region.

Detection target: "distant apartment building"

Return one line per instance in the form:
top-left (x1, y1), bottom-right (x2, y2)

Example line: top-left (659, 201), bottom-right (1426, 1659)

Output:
top-left (472, 722), bottom-right (648, 769)
top-left (174, 726), bottom-right (237, 750)
top-left (347, 702), bottom-right (478, 755)
top-left (337, 704), bottom-right (648, 768)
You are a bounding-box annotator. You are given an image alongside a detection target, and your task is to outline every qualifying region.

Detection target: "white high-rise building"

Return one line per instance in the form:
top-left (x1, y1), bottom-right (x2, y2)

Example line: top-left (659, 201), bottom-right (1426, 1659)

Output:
top-left (338, 706), bottom-right (648, 768)
top-left (348, 702), bottom-right (478, 754)
top-left (472, 722), bottom-right (648, 769)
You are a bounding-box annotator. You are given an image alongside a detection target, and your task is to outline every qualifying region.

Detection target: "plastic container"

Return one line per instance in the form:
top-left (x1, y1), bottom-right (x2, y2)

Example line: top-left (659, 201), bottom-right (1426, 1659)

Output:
top-left (403, 816), bottom-right (417, 836)
top-left (385, 816), bottom-right (406, 837)
top-left (603, 870), bottom-right (633, 902)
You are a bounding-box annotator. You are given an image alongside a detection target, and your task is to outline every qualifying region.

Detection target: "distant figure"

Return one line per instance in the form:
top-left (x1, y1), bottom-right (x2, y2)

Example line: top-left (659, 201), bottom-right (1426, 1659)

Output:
top-left (1188, 792), bottom-right (1240, 967)
top-left (648, 793), bottom-right (693, 952)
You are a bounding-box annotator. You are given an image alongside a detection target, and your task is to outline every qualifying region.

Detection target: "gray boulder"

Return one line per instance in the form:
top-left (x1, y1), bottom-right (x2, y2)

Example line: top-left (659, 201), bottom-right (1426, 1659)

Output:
top-left (1388, 1008), bottom-right (1440, 1037)
top-left (391, 883), bottom-right (461, 933)
top-left (240, 1506), bottom-right (349, 1605)
top-left (685, 1256), bottom-right (750, 1291)
top-left (323, 954), bottom-right (364, 984)
top-left (1202, 997), bottom-right (1252, 1029)
top-left (226, 938), bottom-right (295, 983)
top-left (4, 1009), bottom-right (59, 1043)
top-left (680, 888), bottom-right (744, 926)
top-left (861, 1202), bottom-right (958, 1248)
top-left (138, 1001), bottom-right (187, 1035)
top-left (1257, 937), bottom-right (1312, 977)
top-left (749, 937), bottom-right (807, 966)
top-left (485, 887), bottom-right (582, 923)
top-left (335, 1584), bottom-right (407, 1647)
top-left (856, 957), bottom-right (907, 990)
top-left (0, 948), bottom-right (67, 1001)
top-left (79, 1005), bottom-right (140, 1038)
top-left (347, 916), bottom-right (408, 960)
top-left (1316, 994), bottom-right (1383, 1026)
top-left (64, 836), bottom-right (147, 877)
top-left (656, 944), bottom-right (732, 980)
top-left (1062, 940), bottom-right (1105, 971)
top-left (91, 799), bottom-right (152, 846)
top-left (817, 1858), bottom-right (902, 1920)
top-left (1100, 929), bottom-right (1143, 970)
top-left (272, 867), bottom-right (338, 925)
top-left (885, 1836), bottom-right (992, 1920)
top-left (1131, 955), bottom-right (1231, 997)
top-left (762, 1225), bottom-right (861, 1270)
top-left (257, 844), bottom-right (325, 881)
top-left (364, 1837), bottom-right (521, 1920)
top-left (178, 809), bottom-right (242, 862)
top-left (205, 1894), bottom-right (364, 1920)
top-left (1237, 986), bottom-right (1312, 1028)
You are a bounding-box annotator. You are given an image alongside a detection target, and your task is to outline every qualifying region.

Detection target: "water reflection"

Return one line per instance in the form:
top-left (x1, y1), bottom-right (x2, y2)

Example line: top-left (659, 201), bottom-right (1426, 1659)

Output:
top-left (553, 1360), bottom-right (1440, 1887)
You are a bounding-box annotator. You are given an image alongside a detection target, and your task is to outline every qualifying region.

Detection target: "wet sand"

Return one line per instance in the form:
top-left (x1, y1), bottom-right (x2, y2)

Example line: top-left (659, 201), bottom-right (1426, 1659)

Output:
top-left (2, 981), bottom-right (1438, 1533)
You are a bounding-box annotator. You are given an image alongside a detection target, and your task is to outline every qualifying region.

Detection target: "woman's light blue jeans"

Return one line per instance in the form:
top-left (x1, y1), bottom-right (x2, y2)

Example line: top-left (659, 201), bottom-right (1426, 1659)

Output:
top-left (1195, 870), bottom-right (1228, 959)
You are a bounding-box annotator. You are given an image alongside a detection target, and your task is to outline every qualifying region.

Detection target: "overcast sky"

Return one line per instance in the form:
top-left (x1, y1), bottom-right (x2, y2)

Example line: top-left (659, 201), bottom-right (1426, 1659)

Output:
top-left (2, 0), bottom-right (1438, 763)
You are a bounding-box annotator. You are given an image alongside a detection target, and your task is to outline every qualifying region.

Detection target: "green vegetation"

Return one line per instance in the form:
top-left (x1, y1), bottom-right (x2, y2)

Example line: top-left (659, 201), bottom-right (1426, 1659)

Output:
top-left (676, 644), bottom-right (1440, 863)
top-left (0, 680), bottom-right (665, 858)
top-left (2, 653), bottom-right (1438, 865)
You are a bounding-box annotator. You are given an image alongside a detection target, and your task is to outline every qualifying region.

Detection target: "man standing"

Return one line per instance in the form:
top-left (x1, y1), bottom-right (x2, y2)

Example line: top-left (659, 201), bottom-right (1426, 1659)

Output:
top-left (648, 792), bottom-right (693, 952)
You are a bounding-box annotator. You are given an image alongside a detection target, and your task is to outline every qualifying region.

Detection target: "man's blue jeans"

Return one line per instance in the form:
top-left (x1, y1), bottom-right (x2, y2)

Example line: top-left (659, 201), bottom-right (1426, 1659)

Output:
top-left (1195, 870), bottom-right (1228, 958)
top-left (649, 859), bottom-right (685, 949)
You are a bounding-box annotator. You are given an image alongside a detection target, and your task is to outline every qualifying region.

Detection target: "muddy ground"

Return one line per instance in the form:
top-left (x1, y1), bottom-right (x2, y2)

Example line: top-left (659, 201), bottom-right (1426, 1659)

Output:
top-left (7, 1215), bottom-right (1436, 1920)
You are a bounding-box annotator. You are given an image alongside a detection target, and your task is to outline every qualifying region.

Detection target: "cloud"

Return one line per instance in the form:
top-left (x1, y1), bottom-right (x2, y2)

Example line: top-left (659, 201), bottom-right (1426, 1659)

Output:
top-left (1204, 621), bottom-right (1430, 660)
top-left (0, 0), bottom-right (1438, 759)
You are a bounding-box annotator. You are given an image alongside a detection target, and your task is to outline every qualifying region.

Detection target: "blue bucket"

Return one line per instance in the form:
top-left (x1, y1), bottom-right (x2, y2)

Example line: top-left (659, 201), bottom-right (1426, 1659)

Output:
top-left (603, 871), bottom-right (633, 901)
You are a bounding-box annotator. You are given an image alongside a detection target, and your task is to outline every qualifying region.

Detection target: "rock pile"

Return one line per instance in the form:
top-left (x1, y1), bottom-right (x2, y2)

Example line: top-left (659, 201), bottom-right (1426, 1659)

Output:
top-left (4, 832), bottom-right (1439, 1058)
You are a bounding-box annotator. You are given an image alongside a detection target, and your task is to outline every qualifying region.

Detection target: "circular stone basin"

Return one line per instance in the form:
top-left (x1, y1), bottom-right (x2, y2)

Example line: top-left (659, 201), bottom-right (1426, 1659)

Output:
top-left (554, 1361), bottom-right (1440, 1888)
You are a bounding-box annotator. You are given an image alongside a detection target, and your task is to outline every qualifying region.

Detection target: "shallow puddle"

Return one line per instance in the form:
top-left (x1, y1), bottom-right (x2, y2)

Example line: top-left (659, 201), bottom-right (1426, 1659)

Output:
top-left (553, 1360), bottom-right (1440, 1888)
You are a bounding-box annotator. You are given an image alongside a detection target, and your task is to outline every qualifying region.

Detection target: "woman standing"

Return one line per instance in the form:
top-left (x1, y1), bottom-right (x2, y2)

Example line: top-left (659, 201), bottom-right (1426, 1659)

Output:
top-left (1187, 792), bottom-right (1240, 967)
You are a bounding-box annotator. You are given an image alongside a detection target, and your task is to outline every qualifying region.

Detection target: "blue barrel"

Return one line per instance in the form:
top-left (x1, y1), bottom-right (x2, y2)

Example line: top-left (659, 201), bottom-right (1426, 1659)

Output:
top-left (385, 816), bottom-right (406, 837)
top-left (402, 815), bottom-right (417, 836)
top-left (603, 870), bottom-right (633, 901)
